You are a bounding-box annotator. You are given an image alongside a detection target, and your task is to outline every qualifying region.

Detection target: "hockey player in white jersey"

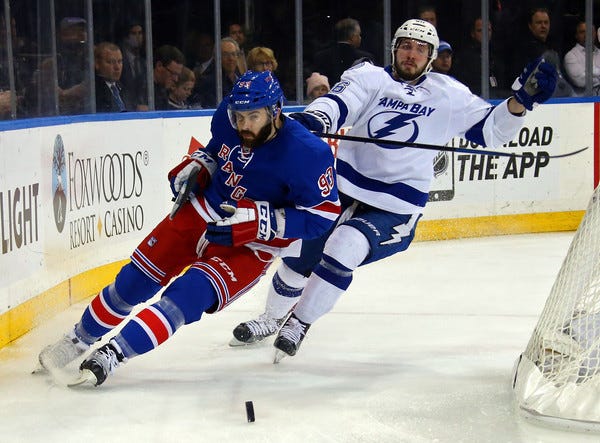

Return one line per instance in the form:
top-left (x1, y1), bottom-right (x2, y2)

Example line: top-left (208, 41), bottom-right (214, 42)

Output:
top-left (230, 19), bottom-right (558, 358)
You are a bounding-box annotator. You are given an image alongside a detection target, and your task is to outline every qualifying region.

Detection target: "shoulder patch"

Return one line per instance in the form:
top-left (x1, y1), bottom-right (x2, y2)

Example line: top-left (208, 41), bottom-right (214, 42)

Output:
top-left (331, 81), bottom-right (350, 94)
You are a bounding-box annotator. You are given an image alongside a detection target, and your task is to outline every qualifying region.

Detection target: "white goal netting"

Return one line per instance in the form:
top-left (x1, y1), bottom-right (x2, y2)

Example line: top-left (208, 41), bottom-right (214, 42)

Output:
top-left (513, 185), bottom-right (600, 432)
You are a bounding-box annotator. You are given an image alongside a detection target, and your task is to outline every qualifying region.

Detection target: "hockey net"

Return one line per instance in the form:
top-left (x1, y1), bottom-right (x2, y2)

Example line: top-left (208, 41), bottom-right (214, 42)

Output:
top-left (513, 185), bottom-right (600, 431)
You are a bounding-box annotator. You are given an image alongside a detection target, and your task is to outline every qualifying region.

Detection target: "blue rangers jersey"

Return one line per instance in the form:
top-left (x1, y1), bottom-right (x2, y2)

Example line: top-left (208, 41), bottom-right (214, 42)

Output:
top-left (193, 100), bottom-right (340, 241)
top-left (306, 62), bottom-right (525, 214)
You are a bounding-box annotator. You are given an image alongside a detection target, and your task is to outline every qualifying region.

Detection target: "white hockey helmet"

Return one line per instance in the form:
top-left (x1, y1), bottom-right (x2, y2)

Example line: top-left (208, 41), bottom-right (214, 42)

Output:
top-left (391, 19), bottom-right (439, 77)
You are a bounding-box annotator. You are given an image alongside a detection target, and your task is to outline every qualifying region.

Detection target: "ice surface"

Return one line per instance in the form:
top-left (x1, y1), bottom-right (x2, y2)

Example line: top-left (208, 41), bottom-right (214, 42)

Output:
top-left (2, 232), bottom-right (599, 442)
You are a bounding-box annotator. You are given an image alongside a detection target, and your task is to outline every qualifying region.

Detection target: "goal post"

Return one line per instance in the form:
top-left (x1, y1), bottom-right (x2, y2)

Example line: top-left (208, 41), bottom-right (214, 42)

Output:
top-left (512, 185), bottom-right (600, 432)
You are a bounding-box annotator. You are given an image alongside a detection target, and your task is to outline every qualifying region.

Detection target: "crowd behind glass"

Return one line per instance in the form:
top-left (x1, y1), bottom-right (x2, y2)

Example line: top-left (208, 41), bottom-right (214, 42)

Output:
top-left (0, 0), bottom-right (598, 121)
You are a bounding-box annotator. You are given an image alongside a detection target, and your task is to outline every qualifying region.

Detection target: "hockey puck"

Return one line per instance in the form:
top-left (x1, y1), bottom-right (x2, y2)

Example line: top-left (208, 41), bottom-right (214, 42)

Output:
top-left (245, 400), bottom-right (255, 422)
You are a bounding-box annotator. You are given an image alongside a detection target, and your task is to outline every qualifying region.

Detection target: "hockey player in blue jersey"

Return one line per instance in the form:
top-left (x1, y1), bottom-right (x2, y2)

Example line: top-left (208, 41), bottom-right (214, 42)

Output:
top-left (228, 19), bottom-right (558, 360)
top-left (37, 70), bottom-right (340, 386)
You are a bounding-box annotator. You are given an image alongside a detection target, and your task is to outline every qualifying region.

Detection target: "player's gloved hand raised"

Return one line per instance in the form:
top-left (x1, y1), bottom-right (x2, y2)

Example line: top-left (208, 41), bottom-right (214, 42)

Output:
top-left (168, 149), bottom-right (216, 198)
top-left (512, 57), bottom-right (557, 111)
top-left (205, 199), bottom-right (286, 247)
top-left (288, 111), bottom-right (330, 133)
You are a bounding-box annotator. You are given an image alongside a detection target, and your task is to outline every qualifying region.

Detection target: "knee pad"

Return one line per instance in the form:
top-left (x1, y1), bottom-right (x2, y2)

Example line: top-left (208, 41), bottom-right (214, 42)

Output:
top-left (160, 268), bottom-right (218, 324)
top-left (115, 262), bottom-right (162, 306)
top-left (323, 225), bottom-right (370, 270)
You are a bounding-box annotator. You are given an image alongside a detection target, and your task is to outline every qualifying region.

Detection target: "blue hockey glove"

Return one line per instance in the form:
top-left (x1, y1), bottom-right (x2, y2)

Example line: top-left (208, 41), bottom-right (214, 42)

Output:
top-left (512, 58), bottom-right (557, 110)
top-left (288, 110), bottom-right (330, 133)
top-left (205, 199), bottom-right (286, 247)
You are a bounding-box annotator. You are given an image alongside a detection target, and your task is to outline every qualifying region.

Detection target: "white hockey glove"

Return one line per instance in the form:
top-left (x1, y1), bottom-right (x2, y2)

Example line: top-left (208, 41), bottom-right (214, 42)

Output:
top-left (168, 149), bottom-right (216, 198)
top-left (168, 150), bottom-right (216, 219)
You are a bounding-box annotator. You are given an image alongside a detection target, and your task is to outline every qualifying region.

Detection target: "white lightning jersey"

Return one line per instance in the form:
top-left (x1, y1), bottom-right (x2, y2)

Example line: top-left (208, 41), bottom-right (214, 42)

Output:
top-left (306, 62), bottom-right (525, 214)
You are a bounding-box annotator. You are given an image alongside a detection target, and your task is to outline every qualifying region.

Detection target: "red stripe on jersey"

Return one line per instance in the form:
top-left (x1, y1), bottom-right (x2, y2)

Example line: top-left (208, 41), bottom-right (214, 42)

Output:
top-left (312, 200), bottom-right (341, 216)
top-left (137, 308), bottom-right (171, 345)
top-left (90, 293), bottom-right (125, 327)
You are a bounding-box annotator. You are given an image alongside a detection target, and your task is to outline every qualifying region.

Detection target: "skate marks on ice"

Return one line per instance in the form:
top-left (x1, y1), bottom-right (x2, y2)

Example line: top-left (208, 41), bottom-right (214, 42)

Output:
top-left (2, 233), bottom-right (600, 442)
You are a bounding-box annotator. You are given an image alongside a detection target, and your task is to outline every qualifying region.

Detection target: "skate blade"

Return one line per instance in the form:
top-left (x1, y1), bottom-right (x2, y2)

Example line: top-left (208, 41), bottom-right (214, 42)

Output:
top-left (273, 349), bottom-right (287, 364)
top-left (67, 369), bottom-right (97, 387)
top-left (229, 336), bottom-right (269, 347)
top-left (31, 363), bottom-right (48, 375)
top-left (229, 337), bottom-right (253, 347)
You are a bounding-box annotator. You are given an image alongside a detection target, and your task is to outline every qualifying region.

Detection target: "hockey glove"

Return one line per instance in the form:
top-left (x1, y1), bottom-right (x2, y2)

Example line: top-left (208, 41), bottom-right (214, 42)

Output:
top-left (288, 110), bottom-right (330, 133)
top-left (205, 199), bottom-right (286, 247)
top-left (512, 58), bottom-right (557, 110)
top-left (168, 149), bottom-right (216, 199)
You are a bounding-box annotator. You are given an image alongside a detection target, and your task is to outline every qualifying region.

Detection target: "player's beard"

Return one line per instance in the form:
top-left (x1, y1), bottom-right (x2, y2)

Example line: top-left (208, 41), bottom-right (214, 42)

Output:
top-left (395, 60), bottom-right (428, 82)
top-left (238, 121), bottom-right (274, 149)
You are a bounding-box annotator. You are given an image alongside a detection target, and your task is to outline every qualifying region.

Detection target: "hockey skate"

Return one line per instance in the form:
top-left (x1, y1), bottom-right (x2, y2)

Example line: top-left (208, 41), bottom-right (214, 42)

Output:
top-left (229, 313), bottom-right (287, 347)
top-left (37, 328), bottom-right (90, 374)
top-left (273, 313), bottom-right (311, 363)
top-left (70, 340), bottom-right (126, 387)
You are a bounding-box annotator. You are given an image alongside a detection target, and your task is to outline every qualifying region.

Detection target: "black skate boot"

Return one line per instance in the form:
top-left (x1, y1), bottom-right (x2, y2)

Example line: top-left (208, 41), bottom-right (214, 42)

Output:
top-left (273, 313), bottom-right (311, 362)
top-left (231, 313), bottom-right (287, 346)
top-left (74, 340), bottom-right (126, 386)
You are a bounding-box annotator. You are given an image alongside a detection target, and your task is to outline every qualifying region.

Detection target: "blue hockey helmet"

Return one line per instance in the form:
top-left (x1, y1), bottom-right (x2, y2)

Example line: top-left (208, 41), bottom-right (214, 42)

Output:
top-left (227, 70), bottom-right (284, 127)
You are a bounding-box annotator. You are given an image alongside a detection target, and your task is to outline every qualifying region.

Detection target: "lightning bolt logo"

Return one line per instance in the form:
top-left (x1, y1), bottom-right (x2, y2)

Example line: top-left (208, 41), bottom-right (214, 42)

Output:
top-left (368, 112), bottom-right (420, 147)
top-left (380, 214), bottom-right (419, 245)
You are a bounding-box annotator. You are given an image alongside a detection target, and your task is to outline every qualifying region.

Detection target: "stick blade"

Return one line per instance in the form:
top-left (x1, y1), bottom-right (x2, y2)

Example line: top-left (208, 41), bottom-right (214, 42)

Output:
top-left (549, 146), bottom-right (589, 159)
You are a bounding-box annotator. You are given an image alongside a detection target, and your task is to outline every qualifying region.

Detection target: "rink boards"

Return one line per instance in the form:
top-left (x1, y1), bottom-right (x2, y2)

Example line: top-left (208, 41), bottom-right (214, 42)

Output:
top-left (0, 102), bottom-right (598, 347)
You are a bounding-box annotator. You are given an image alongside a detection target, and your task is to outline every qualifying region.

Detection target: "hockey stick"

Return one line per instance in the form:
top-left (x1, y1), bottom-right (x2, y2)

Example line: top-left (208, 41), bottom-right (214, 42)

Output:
top-left (169, 165), bottom-right (200, 220)
top-left (313, 132), bottom-right (588, 159)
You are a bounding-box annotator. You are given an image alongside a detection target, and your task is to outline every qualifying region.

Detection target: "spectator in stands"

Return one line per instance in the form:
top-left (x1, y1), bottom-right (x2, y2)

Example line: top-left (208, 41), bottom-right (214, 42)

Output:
top-left (312, 18), bottom-right (373, 84)
top-left (119, 20), bottom-right (147, 111)
top-left (167, 66), bottom-right (198, 109)
top-left (563, 20), bottom-right (600, 95)
top-left (34, 17), bottom-right (90, 115)
top-left (417, 5), bottom-right (438, 29)
top-left (227, 22), bottom-right (248, 74)
top-left (453, 17), bottom-right (508, 97)
top-left (431, 40), bottom-right (453, 75)
top-left (153, 44), bottom-right (185, 110)
top-left (305, 72), bottom-right (329, 102)
top-left (94, 42), bottom-right (126, 113)
top-left (0, 15), bottom-right (23, 118)
top-left (0, 90), bottom-right (10, 117)
top-left (246, 46), bottom-right (278, 73)
top-left (511, 7), bottom-right (573, 97)
top-left (186, 31), bottom-right (214, 78)
top-left (192, 37), bottom-right (240, 108)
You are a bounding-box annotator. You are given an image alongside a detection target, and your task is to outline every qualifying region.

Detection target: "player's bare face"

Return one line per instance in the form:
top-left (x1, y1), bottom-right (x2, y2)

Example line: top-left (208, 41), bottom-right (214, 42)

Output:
top-left (234, 108), bottom-right (275, 148)
top-left (394, 38), bottom-right (430, 81)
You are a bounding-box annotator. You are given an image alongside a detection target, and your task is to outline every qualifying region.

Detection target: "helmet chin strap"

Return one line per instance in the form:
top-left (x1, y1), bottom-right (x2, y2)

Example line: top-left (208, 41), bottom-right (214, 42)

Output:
top-left (264, 108), bottom-right (281, 143)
